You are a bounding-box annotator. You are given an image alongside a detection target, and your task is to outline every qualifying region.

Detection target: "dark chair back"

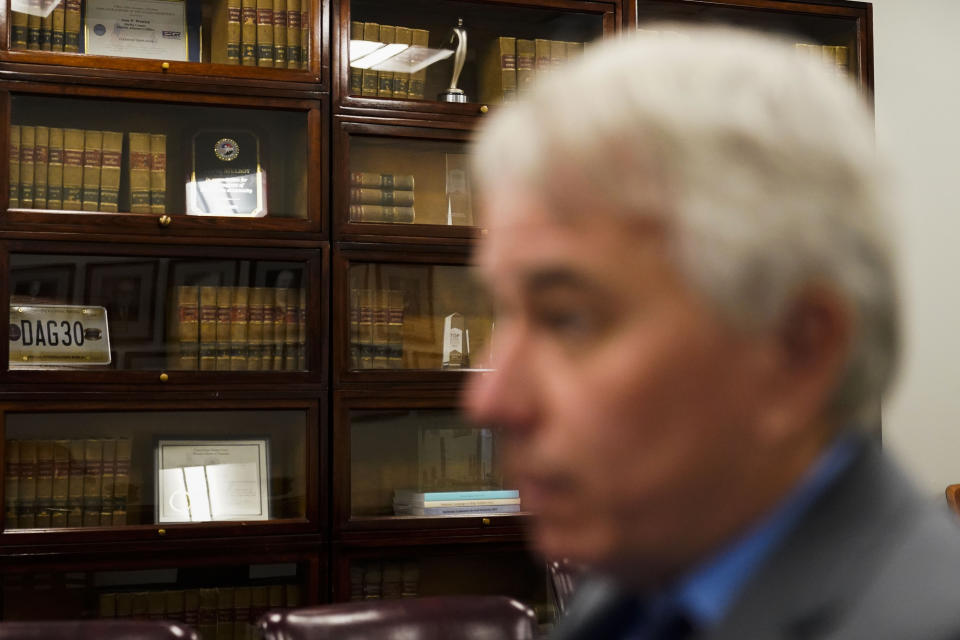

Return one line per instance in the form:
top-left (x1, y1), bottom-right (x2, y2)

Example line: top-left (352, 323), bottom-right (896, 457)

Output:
top-left (0, 620), bottom-right (198, 640)
top-left (257, 595), bottom-right (538, 640)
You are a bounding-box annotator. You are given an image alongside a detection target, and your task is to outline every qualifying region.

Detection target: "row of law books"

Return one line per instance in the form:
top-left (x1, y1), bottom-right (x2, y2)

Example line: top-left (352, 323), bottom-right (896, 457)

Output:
top-left (170, 285), bottom-right (306, 371)
top-left (349, 172), bottom-right (415, 224)
top-left (350, 561), bottom-right (419, 601)
top-left (4, 438), bottom-right (131, 530)
top-left (98, 584), bottom-right (299, 640)
top-left (349, 288), bottom-right (404, 370)
top-left (795, 42), bottom-right (851, 77)
top-left (392, 489), bottom-right (521, 516)
top-left (10, 2), bottom-right (81, 52)
top-left (350, 22), bottom-right (429, 99)
top-left (481, 37), bottom-right (584, 104)
top-left (9, 125), bottom-right (166, 214)
top-left (213, 0), bottom-right (308, 68)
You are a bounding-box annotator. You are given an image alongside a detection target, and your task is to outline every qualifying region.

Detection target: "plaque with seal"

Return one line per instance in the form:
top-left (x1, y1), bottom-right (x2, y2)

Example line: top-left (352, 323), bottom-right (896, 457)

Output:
top-left (9, 304), bottom-right (111, 367)
top-left (186, 130), bottom-right (268, 217)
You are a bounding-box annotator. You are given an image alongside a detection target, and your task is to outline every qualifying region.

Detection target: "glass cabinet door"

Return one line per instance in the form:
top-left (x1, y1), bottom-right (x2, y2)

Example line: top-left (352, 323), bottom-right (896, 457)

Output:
top-left (8, 94), bottom-right (314, 228)
top-left (347, 408), bottom-right (518, 523)
top-left (8, 250), bottom-right (316, 374)
top-left (344, 0), bottom-right (612, 107)
top-left (6, 0), bottom-right (315, 75)
top-left (342, 130), bottom-right (478, 230)
top-left (344, 261), bottom-right (492, 372)
top-left (2, 558), bottom-right (312, 627)
top-left (3, 407), bottom-right (312, 531)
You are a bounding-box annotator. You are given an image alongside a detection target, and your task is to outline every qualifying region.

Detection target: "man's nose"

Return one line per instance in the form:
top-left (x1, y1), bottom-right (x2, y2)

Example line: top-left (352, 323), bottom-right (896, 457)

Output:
top-left (463, 323), bottom-right (538, 434)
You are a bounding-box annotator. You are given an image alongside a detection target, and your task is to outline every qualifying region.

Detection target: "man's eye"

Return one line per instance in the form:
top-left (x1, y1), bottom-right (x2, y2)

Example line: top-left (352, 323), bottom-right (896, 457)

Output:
top-left (537, 310), bottom-right (594, 336)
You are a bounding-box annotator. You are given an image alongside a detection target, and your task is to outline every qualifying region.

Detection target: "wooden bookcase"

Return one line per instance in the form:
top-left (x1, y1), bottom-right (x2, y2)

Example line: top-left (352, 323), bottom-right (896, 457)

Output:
top-left (0, 0), bottom-right (871, 629)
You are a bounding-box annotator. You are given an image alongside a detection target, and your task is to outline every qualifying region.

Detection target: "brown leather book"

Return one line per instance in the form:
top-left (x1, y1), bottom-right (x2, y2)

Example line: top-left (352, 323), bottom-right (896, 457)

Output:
top-left (81, 129), bottom-right (103, 212)
top-left (9, 125), bottom-right (20, 209)
top-left (5, 440), bottom-right (20, 529)
top-left (46, 127), bottom-right (64, 209)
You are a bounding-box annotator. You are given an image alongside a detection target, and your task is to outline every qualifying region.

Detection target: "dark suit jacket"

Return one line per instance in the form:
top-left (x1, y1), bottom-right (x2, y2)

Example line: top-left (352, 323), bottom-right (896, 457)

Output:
top-left (552, 443), bottom-right (960, 640)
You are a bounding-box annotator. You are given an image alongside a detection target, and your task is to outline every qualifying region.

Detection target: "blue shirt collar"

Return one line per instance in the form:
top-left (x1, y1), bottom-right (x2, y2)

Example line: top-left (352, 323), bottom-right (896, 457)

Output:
top-left (665, 435), bottom-right (862, 629)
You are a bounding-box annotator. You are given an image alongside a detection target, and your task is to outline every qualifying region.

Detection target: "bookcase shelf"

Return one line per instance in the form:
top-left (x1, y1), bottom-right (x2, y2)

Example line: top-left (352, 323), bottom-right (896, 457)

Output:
top-left (0, 0), bottom-right (873, 623)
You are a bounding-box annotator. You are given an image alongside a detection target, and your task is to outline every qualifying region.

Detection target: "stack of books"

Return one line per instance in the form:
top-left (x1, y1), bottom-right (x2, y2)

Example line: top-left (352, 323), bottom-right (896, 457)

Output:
top-left (170, 285), bottom-right (306, 372)
top-left (4, 438), bottom-right (132, 529)
top-left (8, 125), bottom-right (166, 214)
top-left (213, 0), bottom-right (309, 68)
top-left (96, 584), bottom-right (298, 634)
top-left (393, 489), bottom-right (521, 516)
top-left (10, 0), bottom-right (80, 53)
top-left (480, 36), bottom-right (585, 104)
top-left (349, 288), bottom-right (404, 369)
top-left (349, 172), bottom-right (415, 223)
top-left (350, 22), bottom-right (429, 99)
top-left (350, 561), bottom-right (419, 601)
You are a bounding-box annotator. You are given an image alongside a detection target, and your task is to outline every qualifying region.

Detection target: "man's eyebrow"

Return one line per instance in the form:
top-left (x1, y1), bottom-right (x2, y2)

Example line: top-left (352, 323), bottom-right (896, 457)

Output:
top-left (521, 267), bottom-right (601, 296)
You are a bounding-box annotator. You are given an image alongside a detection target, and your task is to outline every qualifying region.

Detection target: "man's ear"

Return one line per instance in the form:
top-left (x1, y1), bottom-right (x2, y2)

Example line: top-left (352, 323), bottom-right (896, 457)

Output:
top-left (757, 286), bottom-right (853, 443)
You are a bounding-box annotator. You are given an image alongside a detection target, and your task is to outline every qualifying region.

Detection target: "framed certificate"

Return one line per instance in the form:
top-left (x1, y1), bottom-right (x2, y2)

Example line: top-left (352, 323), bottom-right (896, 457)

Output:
top-left (156, 438), bottom-right (270, 523)
top-left (84, 0), bottom-right (189, 61)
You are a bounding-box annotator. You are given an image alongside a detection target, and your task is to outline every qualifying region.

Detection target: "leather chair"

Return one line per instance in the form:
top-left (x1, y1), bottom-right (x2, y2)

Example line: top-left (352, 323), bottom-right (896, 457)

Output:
top-left (0, 620), bottom-right (199, 640)
top-left (257, 595), bottom-right (538, 640)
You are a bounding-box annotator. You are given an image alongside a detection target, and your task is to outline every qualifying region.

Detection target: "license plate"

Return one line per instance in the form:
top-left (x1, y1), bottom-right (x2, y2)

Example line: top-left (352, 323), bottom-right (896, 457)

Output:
top-left (9, 304), bottom-right (111, 367)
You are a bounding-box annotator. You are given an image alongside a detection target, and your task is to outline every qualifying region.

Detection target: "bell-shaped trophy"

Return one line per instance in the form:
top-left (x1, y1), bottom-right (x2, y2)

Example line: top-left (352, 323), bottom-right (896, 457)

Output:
top-left (439, 18), bottom-right (468, 103)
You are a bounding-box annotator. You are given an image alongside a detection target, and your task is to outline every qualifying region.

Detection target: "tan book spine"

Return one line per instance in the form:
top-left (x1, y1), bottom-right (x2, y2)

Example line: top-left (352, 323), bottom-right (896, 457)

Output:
top-left (211, 0), bottom-right (241, 64)
top-left (480, 36), bottom-right (516, 104)
top-left (63, 0), bottom-right (81, 52)
top-left (62, 128), bottom-right (84, 210)
top-left (349, 21), bottom-right (363, 95)
top-left (46, 127), bottom-right (64, 209)
top-left (82, 438), bottom-right (102, 526)
top-left (51, 2), bottom-right (65, 50)
top-left (350, 172), bottom-right (415, 190)
top-left (272, 0), bottom-right (286, 66)
top-left (216, 587), bottom-right (235, 640)
top-left (199, 286), bottom-right (218, 371)
top-left (373, 289), bottom-right (389, 368)
top-left (377, 25), bottom-right (396, 98)
top-left (261, 286), bottom-right (276, 371)
top-left (550, 39), bottom-right (566, 76)
top-left (66, 439), bottom-right (84, 526)
top-left (5, 440), bottom-right (19, 530)
top-left (132, 592), bottom-right (149, 619)
top-left (228, 0), bottom-right (242, 63)
top-left (27, 13), bottom-right (40, 49)
top-left (198, 589), bottom-right (219, 639)
top-left (12, 12), bottom-right (28, 49)
top-left (98, 439), bottom-right (116, 525)
top-left (565, 41), bottom-right (583, 60)
top-left (184, 590), bottom-right (201, 629)
top-left (233, 587), bottom-right (252, 638)
top-left (360, 22), bottom-right (380, 97)
top-left (408, 29), bottom-right (429, 99)
top-left (34, 440), bottom-right (54, 527)
top-left (349, 288), bottom-right (360, 368)
top-left (216, 286), bottom-right (233, 370)
top-left (388, 289), bottom-right (404, 368)
top-left (127, 132), bottom-right (152, 213)
top-left (273, 287), bottom-right (287, 369)
top-left (516, 39), bottom-right (535, 95)
top-left (40, 13), bottom-right (52, 50)
top-left (35, 125), bottom-right (48, 209)
top-left (147, 591), bottom-right (165, 621)
top-left (250, 586), bottom-right (269, 625)
top-left (112, 438), bottom-right (130, 526)
top-left (99, 131), bottom-right (123, 213)
top-left (9, 125), bottom-right (20, 209)
top-left (299, 1), bottom-right (307, 70)
top-left (350, 187), bottom-right (415, 207)
top-left (535, 38), bottom-right (551, 78)
top-left (229, 286), bottom-right (249, 371)
top-left (51, 440), bottom-right (70, 528)
top-left (240, 0), bottom-right (257, 65)
top-left (81, 129), bottom-right (103, 212)
top-left (267, 584), bottom-right (283, 609)
top-left (19, 125), bottom-right (35, 209)
top-left (149, 133), bottom-right (166, 214)
top-left (166, 591), bottom-right (185, 624)
top-left (283, 288), bottom-right (298, 370)
top-left (348, 204), bottom-right (415, 223)
top-left (99, 593), bottom-right (117, 619)
top-left (392, 26), bottom-right (411, 99)
top-left (247, 287), bottom-right (265, 370)
top-left (255, 0), bottom-right (274, 67)
top-left (115, 593), bottom-right (133, 619)
top-left (358, 288), bottom-right (374, 368)
top-left (175, 285), bottom-right (200, 370)
top-left (297, 286), bottom-right (306, 370)
top-left (18, 440), bottom-right (37, 527)
top-left (285, 0), bottom-right (300, 69)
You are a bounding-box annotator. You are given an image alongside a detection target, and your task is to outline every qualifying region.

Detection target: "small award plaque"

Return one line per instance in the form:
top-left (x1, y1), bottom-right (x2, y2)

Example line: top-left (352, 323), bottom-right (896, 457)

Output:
top-left (441, 312), bottom-right (469, 369)
top-left (83, 0), bottom-right (189, 61)
top-left (156, 438), bottom-right (270, 523)
top-left (186, 130), bottom-right (267, 217)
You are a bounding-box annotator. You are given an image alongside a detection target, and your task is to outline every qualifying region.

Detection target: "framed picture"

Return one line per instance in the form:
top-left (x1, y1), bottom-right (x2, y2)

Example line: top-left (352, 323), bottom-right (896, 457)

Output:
top-left (10, 264), bottom-right (76, 304)
top-left (156, 438), bottom-right (270, 523)
top-left (168, 259), bottom-right (240, 289)
top-left (86, 261), bottom-right (158, 342)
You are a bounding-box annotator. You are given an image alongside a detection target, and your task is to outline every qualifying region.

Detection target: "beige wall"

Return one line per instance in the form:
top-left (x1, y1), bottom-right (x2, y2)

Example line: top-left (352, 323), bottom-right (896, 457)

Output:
top-left (873, 0), bottom-right (960, 494)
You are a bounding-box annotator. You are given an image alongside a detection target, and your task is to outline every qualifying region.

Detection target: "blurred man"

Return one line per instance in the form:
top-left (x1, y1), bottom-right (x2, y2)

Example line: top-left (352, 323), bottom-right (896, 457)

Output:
top-left (466, 26), bottom-right (960, 640)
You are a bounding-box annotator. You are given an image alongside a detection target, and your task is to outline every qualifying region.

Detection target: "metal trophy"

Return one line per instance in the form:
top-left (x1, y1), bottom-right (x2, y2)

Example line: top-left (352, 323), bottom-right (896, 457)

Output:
top-left (439, 18), bottom-right (468, 103)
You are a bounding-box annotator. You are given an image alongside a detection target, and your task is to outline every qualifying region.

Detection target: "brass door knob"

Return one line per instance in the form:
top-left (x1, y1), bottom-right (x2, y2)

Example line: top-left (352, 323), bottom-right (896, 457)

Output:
top-left (157, 528), bottom-right (167, 536)
top-left (480, 105), bottom-right (489, 114)
top-left (159, 372), bottom-right (169, 382)
top-left (481, 517), bottom-right (491, 526)
top-left (158, 215), bottom-right (172, 227)
top-left (161, 62), bottom-right (170, 70)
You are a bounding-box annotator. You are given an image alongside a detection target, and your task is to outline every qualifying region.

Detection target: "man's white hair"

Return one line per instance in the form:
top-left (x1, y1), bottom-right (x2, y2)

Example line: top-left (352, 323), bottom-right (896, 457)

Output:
top-left (472, 25), bottom-right (898, 426)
